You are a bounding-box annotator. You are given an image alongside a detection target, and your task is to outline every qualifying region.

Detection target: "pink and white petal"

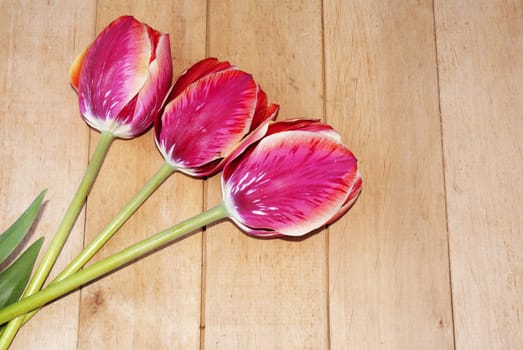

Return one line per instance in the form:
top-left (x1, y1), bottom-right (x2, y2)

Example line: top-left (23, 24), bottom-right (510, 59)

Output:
top-left (223, 131), bottom-right (358, 236)
top-left (157, 69), bottom-right (258, 169)
top-left (169, 57), bottom-right (236, 100)
top-left (227, 216), bottom-right (284, 238)
top-left (78, 16), bottom-right (151, 122)
top-left (266, 118), bottom-right (341, 142)
top-left (326, 170), bottom-right (362, 225)
top-left (119, 33), bottom-right (172, 138)
top-left (177, 158), bottom-right (223, 177)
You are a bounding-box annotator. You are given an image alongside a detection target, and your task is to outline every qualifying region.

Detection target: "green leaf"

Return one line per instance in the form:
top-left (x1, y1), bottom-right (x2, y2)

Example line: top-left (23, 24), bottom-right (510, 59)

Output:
top-left (0, 190), bottom-right (46, 266)
top-left (0, 238), bottom-right (44, 310)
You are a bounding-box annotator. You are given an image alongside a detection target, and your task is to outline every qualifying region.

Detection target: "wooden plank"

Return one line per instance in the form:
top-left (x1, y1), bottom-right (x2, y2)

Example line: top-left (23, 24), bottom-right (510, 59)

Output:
top-left (324, 1), bottom-right (455, 348)
top-left (435, 1), bottom-right (523, 348)
top-left (0, 1), bottom-right (95, 349)
top-left (76, 3), bottom-right (207, 349)
top-left (204, 0), bottom-right (328, 348)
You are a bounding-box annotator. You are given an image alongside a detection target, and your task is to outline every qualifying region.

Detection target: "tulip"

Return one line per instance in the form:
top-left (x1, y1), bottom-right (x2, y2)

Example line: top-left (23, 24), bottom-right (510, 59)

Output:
top-left (0, 17), bottom-right (173, 347)
top-left (0, 119), bottom-right (362, 327)
top-left (155, 57), bottom-right (279, 176)
top-left (70, 15), bottom-right (173, 138)
top-left (222, 119), bottom-right (362, 237)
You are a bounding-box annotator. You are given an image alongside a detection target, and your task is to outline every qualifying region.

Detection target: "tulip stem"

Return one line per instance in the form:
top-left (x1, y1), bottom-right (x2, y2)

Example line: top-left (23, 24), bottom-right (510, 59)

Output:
top-left (0, 202), bottom-right (229, 326)
top-left (19, 161), bottom-right (176, 327)
top-left (0, 130), bottom-right (114, 350)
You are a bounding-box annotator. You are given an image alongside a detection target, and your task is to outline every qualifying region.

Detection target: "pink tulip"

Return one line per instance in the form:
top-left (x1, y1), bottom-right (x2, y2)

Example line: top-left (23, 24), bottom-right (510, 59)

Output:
top-left (154, 58), bottom-right (279, 177)
top-left (70, 16), bottom-right (172, 138)
top-left (222, 119), bottom-right (362, 237)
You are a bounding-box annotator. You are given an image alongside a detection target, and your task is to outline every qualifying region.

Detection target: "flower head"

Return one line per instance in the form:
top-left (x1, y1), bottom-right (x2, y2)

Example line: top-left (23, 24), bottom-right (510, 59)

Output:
top-left (222, 119), bottom-right (362, 237)
top-left (70, 16), bottom-right (172, 138)
top-left (154, 58), bottom-right (279, 177)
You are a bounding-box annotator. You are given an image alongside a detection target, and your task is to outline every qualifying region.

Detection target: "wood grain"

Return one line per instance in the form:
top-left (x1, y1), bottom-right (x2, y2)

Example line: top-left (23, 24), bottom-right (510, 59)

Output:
top-left (435, 1), bottom-right (523, 348)
top-left (324, 1), bottom-right (454, 348)
top-left (0, 1), bottom-right (521, 349)
top-left (204, 0), bottom-right (328, 349)
top-left (0, 1), bottom-right (95, 349)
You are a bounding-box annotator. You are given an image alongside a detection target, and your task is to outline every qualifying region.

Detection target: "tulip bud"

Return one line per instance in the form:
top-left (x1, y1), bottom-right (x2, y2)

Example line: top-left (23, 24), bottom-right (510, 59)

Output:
top-left (70, 16), bottom-right (173, 138)
top-left (222, 119), bottom-right (362, 237)
top-left (154, 58), bottom-right (279, 177)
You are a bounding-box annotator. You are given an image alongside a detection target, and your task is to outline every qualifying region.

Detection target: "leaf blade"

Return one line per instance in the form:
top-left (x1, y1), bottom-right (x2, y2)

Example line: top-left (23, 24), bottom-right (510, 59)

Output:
top-left (0, 190), bottom-right (46, 266)
top-left (0, 237), bottom-right (44, 310)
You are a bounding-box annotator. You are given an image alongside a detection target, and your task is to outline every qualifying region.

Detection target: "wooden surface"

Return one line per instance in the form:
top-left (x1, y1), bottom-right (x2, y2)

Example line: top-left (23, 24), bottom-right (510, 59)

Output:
top-left (0, 1), bottom-right (521, 349)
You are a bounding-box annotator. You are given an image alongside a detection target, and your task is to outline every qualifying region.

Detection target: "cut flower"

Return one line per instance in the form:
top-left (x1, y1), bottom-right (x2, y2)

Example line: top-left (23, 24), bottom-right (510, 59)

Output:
top-left (155, 58), bottom-right (279, 176)
top-left (222, 119), bottom-right (362, 237)
top-left (70, 15), bottom-right (172, 138)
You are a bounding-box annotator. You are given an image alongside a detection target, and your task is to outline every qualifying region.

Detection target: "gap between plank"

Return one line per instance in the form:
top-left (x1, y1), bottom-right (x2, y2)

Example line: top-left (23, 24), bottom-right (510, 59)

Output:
top-left (199, 2), bottom-right (211, 349)
top-left (320, 0), bottom-right (332, 348)
top-left (431, 1), bottom-right (457, 348)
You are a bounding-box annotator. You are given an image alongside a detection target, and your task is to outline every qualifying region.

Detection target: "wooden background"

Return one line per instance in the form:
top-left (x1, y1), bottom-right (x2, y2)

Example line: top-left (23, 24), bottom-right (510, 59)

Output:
top-left (0, 1), bottom-right (521, 349)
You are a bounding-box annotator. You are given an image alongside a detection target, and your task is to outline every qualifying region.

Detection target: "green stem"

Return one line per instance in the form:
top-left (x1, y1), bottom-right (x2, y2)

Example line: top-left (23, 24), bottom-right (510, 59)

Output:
top-left (20, 161), bottom-right (175, 326)
top-left (0, 203), bottom-right (228, 326)
top-left (0, 130), bottom-right (114, 349)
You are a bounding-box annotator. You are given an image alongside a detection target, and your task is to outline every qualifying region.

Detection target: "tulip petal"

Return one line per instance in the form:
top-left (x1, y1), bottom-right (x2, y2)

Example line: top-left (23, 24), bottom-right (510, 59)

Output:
top-left (78, 16), bottom-right (151, 130)
top-left (69, 46), bottom-right (89, 90)
top-left (266, 118), bottom-right (341, 141)
top-left (327, 171), bottom-right (362, 225)
top-left (229, 220), bottom-right (285, 238)
top-left (250, 86), bottom-right (268, 130)
top-left (157, 69), bottom-right (258, 171)
top-left (120, 33), bottom-right (172, 138)
top-left (223, 131), bottom-right (359, 236)
top-left (169, 57), bottom-right (235, 100)
top-left (265, 104), bottom-right (280, 122)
